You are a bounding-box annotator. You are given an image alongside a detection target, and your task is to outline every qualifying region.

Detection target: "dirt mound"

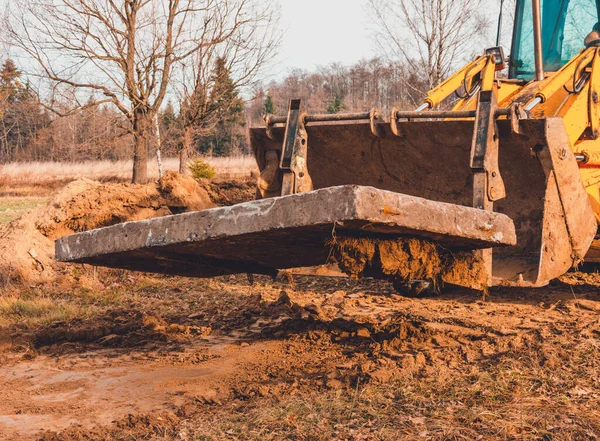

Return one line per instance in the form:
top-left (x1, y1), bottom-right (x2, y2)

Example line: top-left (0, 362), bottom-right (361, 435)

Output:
top-left (30, 309), bottom-right (211, 352)
top-left (158, 171), bottom-right (215, 213)
top-left (0, 172), bottom-right (214, 285)
top-left (329, 236), bottom-right (486, 291)
top-left (205, 179), bottom-right (256, 206)
top-left (40, 412), bottom-right (181, 441)
top-left (37, 172), bottom-right (213, 240)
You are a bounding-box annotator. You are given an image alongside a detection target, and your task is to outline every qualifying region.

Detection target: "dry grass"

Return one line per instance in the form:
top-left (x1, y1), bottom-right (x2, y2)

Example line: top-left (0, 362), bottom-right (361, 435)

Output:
top-left (0, 156), bottom-right (257, 185)
top-left (179, 350), bottom-right (600, 440)
top-left (0, 295), bottom-right (82, 327)
top-left (0, 276), bottom-right (136, 327)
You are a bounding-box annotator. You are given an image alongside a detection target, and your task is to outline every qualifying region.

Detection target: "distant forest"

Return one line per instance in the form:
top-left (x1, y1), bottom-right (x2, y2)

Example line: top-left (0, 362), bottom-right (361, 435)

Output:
top-left (0, 57), bottom-right (431, 163)
top-left (247, 58), bottom-right (429, 124)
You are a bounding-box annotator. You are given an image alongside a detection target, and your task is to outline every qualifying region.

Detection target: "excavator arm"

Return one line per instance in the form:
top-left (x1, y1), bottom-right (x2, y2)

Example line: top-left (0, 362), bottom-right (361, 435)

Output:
top-left (54, 0), bottom-right (600, 290)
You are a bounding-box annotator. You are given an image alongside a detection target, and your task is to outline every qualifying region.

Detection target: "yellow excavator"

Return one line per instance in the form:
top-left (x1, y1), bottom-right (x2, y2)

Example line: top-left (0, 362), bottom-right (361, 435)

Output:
top-left (56, 0), bottom-right (600, 291)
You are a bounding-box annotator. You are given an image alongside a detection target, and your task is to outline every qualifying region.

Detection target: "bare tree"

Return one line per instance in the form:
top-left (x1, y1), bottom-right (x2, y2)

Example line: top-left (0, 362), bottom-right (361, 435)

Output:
top-left (248, 58), bottom-right (420, 123)
top-left (175, 0), bottom-right (278, 173)
top-left (368, 0), bottom-right (490, 90)
top-left (7, 0), bottom-right (254, 182)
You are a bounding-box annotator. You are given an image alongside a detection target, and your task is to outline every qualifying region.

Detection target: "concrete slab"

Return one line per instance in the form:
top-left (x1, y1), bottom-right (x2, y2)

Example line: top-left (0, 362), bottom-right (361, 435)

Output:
top-left (55, 185), bottom-right (517, 277)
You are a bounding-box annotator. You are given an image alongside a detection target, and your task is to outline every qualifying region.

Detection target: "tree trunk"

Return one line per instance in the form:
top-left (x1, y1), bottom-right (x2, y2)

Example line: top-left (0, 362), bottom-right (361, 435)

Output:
top-left (179, 125), bottom-right (194, 174)
top-left (132, 109), bottom-right (152, 183)
top-left (153, 114), bottom-right (164, 179)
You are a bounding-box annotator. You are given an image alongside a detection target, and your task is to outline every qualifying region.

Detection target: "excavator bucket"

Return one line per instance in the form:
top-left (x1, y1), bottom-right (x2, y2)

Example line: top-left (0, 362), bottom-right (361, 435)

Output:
top-left (251, 112), bottom-right (597, 287)
top-left (55, 101), bottom-right (597, 289)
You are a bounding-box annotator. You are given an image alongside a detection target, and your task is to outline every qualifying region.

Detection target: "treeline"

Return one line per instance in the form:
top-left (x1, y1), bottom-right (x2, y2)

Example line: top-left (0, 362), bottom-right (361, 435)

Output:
top-left (0, 56), bottom-right (431, 164)
top-left (0, 58), bottom-right (132, 163)
top-left (248, 59), bottom-right (428, 123)
top-left (1, 0), bottom-right (498, 181)
top-left (0, 58), bottom-right (249, 163)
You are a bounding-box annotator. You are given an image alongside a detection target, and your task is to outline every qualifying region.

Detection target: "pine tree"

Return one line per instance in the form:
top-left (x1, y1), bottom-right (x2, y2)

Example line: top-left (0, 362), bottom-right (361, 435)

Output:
top-left (76, 95), bottom-right (98, 158)
top-left (263, 93), bottom-right (275, 115)
top-left (326, 95), bottom-right (346, 114)
top-left (199, 57), bottom-right (246, 156)
top-left (161, 100), bottom-right (178, 128)
top-left (160, 100), bottom-right (183, 156)
top-left (0, 59), bottom-right (49, 162)
top-left (0, 59), bottom-right (27, 104)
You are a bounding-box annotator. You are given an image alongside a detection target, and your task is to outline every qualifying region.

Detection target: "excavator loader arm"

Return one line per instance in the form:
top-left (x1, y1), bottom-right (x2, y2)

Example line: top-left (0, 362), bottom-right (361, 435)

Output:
top-left (55, 0), bottom-right (600, 290)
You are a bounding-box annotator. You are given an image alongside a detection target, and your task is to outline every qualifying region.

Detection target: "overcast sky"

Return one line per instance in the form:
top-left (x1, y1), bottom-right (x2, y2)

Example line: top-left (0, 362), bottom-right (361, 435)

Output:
top-left (0, 0), bottom-right (374, 77)
top-left (273, 0), bottom-right (374, 76)
top-left (270, 0), bottom-right (507, 79)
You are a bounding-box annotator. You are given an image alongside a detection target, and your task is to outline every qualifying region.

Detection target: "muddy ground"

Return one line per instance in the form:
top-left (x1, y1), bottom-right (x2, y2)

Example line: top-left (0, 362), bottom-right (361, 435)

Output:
top-left (0, 272), bottom-right (599, 441)
top-left (0, 175), bottom-right (599, 440)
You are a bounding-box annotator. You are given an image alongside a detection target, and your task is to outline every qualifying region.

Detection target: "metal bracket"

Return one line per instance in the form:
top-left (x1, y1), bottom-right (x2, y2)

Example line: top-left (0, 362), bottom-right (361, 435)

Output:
top-left (369, 108), bottom-right (384, 137)
top-left (470, 90), bottom-right (506, 210)
top-left (264, 114), bottom-right (276, 140)
top-left (507, 103), bottom-right (527, 135)
top-left (588, 47), bottom-right (600, 139)
top-left (390, 107), bottom-right (401, 136)
top-left (280, 99), bottom-right (313, 196)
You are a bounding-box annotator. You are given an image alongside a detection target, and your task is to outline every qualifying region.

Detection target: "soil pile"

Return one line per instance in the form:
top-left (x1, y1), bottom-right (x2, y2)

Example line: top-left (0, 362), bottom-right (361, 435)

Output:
top-left (0, 171), bottom-right (214, 285)
top-left (329, 236), bottom-right (486, 292)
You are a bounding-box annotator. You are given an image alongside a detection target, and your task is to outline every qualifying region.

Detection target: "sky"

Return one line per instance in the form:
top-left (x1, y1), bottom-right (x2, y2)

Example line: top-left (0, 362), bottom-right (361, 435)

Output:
top-left (274, 0), bottom-right (374, 76)
top-left (271, 0), bottom-right (507, 79)
top-left (0, 0), bottom-right (508, 93)
top-left (0, 0), bottom-right (375, 80)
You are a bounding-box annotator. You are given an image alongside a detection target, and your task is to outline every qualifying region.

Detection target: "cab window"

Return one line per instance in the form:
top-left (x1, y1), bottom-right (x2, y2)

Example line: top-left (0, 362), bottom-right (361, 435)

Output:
top-left (510, 0), bottom-right (599, 80)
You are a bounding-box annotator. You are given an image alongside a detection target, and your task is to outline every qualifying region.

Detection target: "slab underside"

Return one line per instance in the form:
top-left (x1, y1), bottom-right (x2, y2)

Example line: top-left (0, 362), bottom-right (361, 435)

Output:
top-left (55, 185), bottom-right (517, 278)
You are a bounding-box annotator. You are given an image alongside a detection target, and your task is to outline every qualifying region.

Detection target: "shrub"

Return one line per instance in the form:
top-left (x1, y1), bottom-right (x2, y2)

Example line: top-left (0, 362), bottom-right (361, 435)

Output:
top-left (188, 159), bottom-right (216, 180)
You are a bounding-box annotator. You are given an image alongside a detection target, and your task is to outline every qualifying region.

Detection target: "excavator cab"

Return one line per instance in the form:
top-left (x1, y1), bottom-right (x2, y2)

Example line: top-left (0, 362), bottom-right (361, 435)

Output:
top-left (510, 0), bottom-right (600, 79)
top-left (56, 0), bottom-right (600, 290)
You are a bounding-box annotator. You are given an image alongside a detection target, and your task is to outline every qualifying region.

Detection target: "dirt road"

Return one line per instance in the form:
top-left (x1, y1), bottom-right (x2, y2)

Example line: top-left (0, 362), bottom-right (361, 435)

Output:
top-left (1, 274), bottom-right (599, 440)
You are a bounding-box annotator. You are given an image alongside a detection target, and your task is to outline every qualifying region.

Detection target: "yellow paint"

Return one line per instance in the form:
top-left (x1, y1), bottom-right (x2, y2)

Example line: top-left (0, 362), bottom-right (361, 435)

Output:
top-left (429, 47), bottom-right (600, 222)
top-left (589, 50), bottom-right (600, 137)
top-left (417, 44), bottom-right (600, 222)
top-left (480, 57), bottom-right (497, 92)
top-left (424, 56), bottom-right (489, 109)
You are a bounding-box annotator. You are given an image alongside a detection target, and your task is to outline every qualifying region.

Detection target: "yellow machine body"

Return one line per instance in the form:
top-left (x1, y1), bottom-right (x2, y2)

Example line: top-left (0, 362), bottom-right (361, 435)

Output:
top-left (250, 3), bottom-right (600, 288)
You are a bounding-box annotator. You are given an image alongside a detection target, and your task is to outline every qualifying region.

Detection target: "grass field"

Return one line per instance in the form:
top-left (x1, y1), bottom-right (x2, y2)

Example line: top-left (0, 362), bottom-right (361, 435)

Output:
top-left (0, 156), bottom-right (257, 185)
top-left (0, 156), bottom-right (257, 200)
top-left (0, 197), bottom-right (47, 223)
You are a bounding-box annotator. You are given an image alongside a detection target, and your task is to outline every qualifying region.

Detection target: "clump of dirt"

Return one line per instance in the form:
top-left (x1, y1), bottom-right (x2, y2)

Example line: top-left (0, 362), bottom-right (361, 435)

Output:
top-left (559, 269), bottom-right (600, 287)
top-left (158, 171), bottom-right (214, 213)
top-left (443, 250), bottom-right (486, 286)
top-left (329, 236), bottom-right (486, 292)
top-left (0, 171), bottom-right (214, 285)
top-left (40, 412), bottom-right (181, 441)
